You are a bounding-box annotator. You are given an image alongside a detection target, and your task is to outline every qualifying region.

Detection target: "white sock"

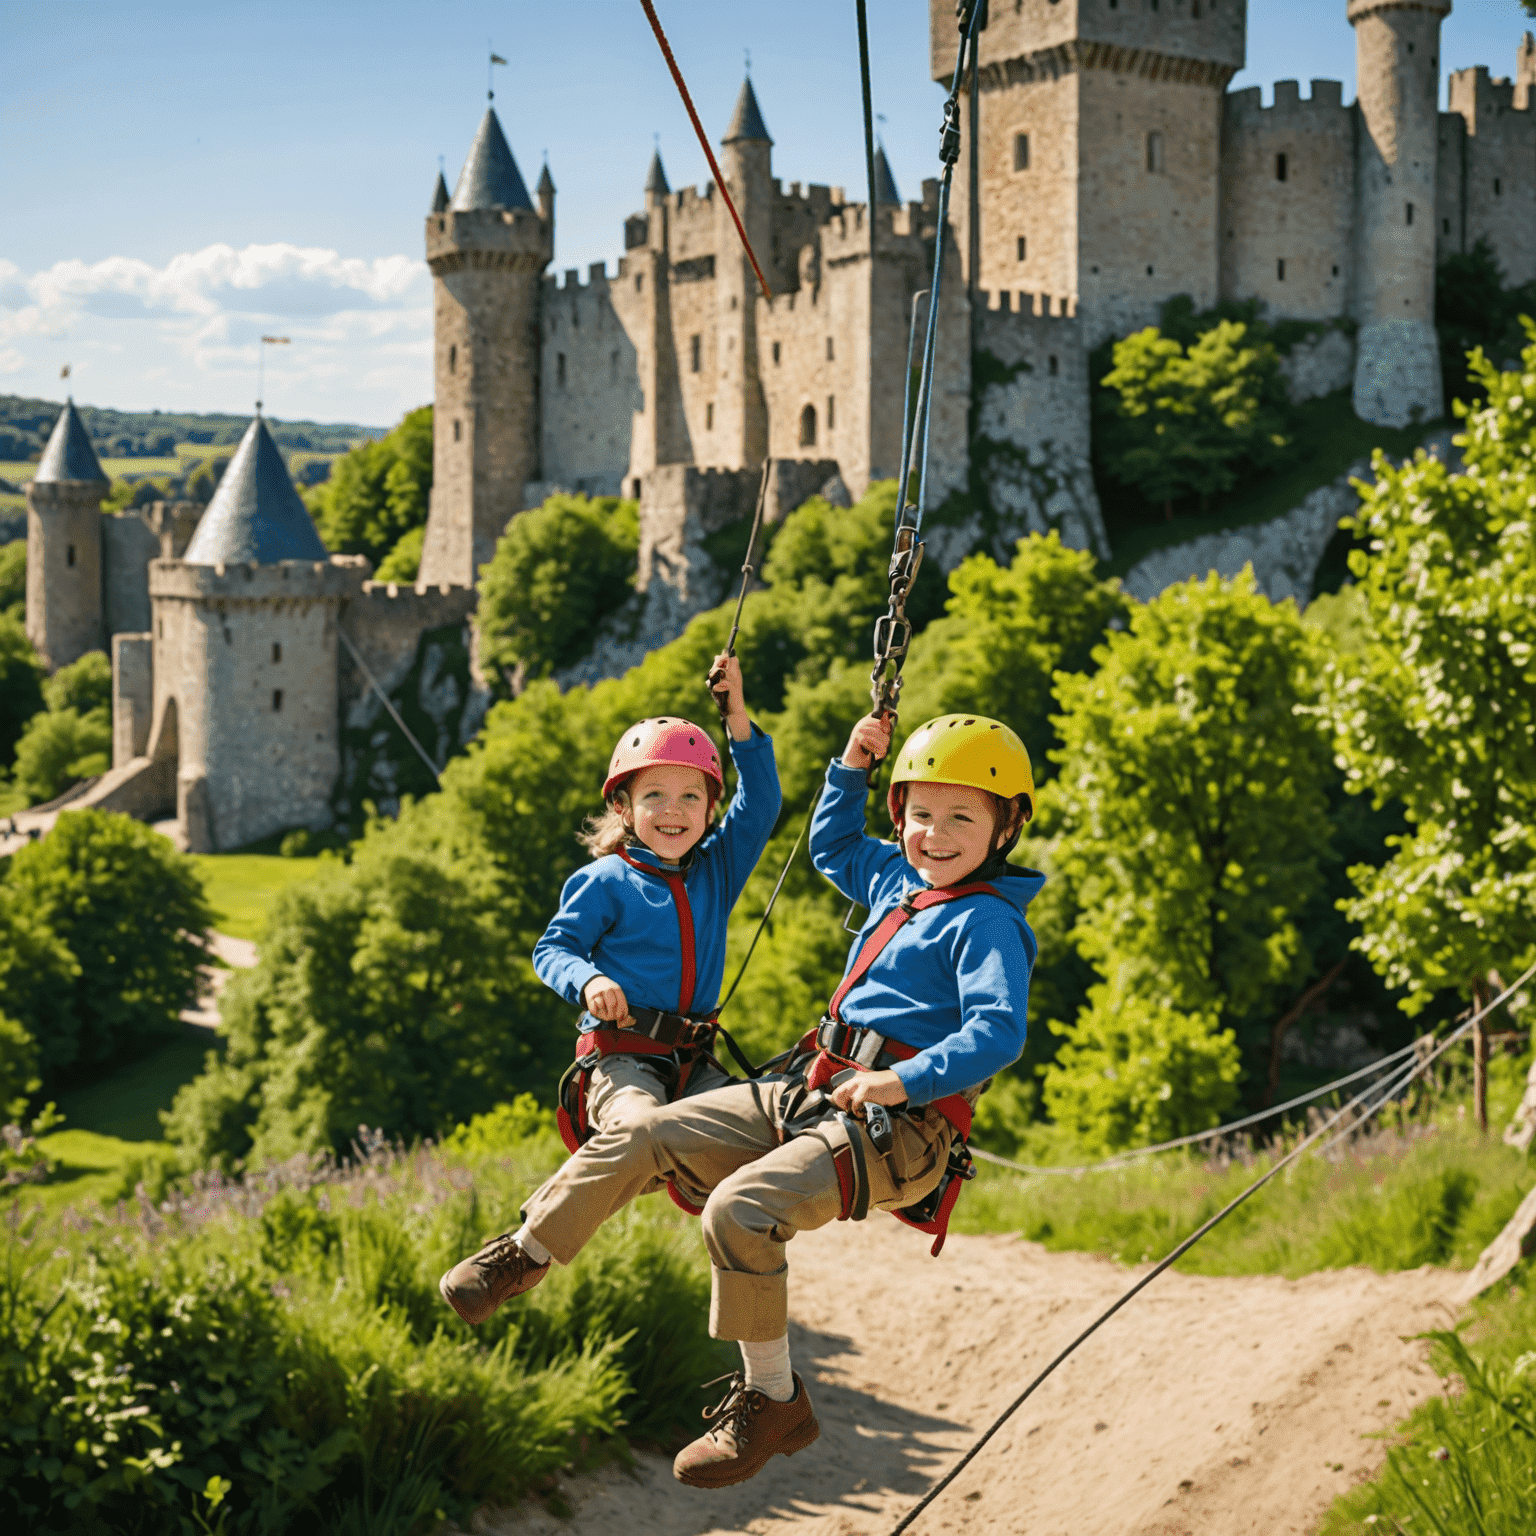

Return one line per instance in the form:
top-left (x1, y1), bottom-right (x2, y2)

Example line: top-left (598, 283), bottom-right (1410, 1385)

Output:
top-left (513, 1225), bottom-right (551, 1266)
top-left (739, 1335), bottom-right (794, 1402)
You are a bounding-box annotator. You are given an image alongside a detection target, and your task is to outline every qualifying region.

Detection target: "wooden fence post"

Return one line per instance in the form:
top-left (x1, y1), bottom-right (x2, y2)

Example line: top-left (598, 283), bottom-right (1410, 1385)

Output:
top-left (1473, 975), bottom-right (1490, 1134)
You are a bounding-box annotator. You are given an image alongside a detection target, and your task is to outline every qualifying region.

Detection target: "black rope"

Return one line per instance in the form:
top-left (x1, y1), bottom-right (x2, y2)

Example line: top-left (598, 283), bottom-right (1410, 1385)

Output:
top-left (856, 0), bottom-right (878, 228)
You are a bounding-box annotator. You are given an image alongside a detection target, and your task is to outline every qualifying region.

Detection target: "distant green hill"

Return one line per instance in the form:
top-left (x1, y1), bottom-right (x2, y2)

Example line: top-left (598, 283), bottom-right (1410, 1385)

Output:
top-left (0, 394), bottom-right (384, 464)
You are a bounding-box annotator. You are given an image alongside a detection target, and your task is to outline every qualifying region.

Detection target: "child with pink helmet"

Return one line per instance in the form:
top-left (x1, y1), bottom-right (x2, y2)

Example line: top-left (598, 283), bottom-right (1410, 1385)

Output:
top-left (440, 651), bottom-right (780, 1324)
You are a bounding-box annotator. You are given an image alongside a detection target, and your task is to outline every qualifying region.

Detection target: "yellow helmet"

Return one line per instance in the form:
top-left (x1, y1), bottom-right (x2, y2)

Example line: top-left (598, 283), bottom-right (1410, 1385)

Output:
top-left (887, 714), bottom-right (1034, 827)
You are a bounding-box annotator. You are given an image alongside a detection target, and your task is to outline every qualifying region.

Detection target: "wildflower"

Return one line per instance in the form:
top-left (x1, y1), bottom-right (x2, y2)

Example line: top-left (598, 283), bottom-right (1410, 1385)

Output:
top-left (1430, 1446), bottom-right (1449, 1461)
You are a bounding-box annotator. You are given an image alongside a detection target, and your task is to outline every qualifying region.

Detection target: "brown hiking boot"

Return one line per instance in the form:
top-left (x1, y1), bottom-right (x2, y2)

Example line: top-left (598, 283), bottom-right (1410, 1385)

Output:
top-left (438, 1233), bottom-right (549, 1325)
top-left (673, 1371), bottom-right (819, 1489)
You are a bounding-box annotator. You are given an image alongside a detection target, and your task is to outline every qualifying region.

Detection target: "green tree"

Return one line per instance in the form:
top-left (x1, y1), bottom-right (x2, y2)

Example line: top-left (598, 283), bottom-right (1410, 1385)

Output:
top-left (1042, 983), bottom-right (1241, 1152)
top-left (1099, 319), bottom-right (1293, 517)
top-left (1050, 569), bottom-right (1335, 1080)
top-left (0, 539), bottom-right (24, 620)
top-left (183, 456), bottom-right (229, 504)
top-left (374, 524), bottom-right (423, 582)
top-left (477, 493), bottom-right (641, 681)
top-left (9, 649), bottom-right (113, 804)
top-left (0, 612), bottom-right (44, 768)
top-left (1436, 238), bottom-right (1536, 411)
top-left (307, 407), bottom-right (432, 566)
top-left (3, 810), bottom-right (210, 1087)
top-left (1322, 327), bottom-right (1536, 1013)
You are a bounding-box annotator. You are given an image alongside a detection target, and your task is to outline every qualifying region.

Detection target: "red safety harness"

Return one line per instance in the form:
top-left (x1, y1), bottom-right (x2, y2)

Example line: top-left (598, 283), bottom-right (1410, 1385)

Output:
top-left (781, 881), bottom-right (1000, 1255)
top-left (555, 848), bottom-right (725, 1214)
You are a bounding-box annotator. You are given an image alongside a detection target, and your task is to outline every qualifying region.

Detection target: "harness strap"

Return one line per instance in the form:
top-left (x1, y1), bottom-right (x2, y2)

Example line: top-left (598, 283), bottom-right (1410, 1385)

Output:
top-left (617, 848), bottom-right (698, 1014)
top-left (827, 882), bottom-right (999, 1023)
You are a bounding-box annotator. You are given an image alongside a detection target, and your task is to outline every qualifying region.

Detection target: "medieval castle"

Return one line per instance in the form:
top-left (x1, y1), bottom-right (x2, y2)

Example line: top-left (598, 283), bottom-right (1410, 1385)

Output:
top-left (17, 0), bottom-right (1535, 853)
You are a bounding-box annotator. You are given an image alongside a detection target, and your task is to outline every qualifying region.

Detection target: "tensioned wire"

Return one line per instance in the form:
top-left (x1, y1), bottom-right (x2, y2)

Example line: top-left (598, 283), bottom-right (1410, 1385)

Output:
top-left (882, 958), bottom-right (1536, 1536)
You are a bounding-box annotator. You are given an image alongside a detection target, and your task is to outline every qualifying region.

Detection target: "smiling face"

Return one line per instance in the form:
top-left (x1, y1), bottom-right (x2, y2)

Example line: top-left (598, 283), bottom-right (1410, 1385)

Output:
top-left (622, 764), bottom-right (712, 861)
top-left (900, 781), bottom-right (1016, 887)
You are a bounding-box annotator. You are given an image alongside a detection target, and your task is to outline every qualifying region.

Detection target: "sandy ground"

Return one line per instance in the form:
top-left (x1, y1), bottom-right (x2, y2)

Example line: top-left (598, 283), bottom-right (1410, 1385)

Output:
top-left (181, 930), bottom-right (257, 1028)
top-left (471, 1217), bottom-right (1462, 1536)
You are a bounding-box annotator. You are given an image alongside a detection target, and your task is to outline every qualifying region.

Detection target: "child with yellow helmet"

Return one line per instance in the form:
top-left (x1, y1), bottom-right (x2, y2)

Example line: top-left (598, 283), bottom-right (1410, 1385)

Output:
top-left (445, 707), bottom-right (1044, 1490)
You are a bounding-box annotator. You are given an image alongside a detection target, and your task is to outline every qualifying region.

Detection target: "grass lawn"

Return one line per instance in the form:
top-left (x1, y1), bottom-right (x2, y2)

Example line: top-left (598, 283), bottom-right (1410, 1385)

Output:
top-left (193, 848), bottom-right (327, 941)
top-left (1100, 391), bottom-right (1440, 579)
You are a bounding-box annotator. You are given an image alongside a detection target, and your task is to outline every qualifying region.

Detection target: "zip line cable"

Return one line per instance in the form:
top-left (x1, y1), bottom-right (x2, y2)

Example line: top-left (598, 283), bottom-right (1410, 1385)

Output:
top-left (638, 0), bottom-right (773, 302)
top-left (337, 628), bottom-right (441, 787)
top-left (882, 958), bottom-right (1536, 1536)
top-left (969, 1034), bottom-right (1431, 1176)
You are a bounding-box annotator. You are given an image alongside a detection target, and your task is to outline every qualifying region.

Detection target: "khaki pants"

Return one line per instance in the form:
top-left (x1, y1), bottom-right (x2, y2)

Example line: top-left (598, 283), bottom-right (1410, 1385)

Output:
top-left (583, 1050), bottom-right (732, 1197)
top-left (523, 1076), bottom-right (955, 1341)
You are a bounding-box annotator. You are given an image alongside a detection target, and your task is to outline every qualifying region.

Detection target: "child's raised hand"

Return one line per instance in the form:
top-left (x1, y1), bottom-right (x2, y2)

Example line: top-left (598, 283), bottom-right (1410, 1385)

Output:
top-left (707, 652), bottom-right (750, 742)
top-left (583, 974), bottom-right (634, 1026)
top-left (841, 713), bottom-right (893, 771)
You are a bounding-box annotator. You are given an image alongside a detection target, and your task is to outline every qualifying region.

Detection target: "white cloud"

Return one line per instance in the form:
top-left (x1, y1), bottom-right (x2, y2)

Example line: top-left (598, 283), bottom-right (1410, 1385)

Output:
top-left (0, 242), bottom-right (432, 425)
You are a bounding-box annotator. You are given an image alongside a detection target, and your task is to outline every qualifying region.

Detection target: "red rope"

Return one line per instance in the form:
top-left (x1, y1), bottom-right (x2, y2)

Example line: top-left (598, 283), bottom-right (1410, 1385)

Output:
top-left (638, 0), bottom-right (774, 302)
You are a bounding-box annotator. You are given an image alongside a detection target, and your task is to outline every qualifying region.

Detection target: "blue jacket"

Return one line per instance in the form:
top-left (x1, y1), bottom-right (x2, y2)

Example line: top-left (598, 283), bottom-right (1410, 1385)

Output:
top-left (533, 725), bottom-right (781, 1025)
top-left (809, 758), bottom-right (1043, 1105)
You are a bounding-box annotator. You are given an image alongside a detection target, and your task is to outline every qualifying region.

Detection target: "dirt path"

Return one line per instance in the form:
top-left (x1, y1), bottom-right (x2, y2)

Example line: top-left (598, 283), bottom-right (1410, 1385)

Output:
top-left (474, 1219), bottom-right (1463, 1536)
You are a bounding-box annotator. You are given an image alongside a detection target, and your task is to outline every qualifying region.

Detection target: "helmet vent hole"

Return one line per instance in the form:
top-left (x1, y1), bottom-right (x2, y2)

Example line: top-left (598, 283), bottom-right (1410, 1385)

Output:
top-left (990, 767), bottom-right (997, 776)
top-left (632, 737), bottom-right (641, 746)
top-left (688, 736), bottom-right (696, 745)
top-left (927, 757), bottom-right (935, 765)
top-left (964, 718), bottom-right (975, 726)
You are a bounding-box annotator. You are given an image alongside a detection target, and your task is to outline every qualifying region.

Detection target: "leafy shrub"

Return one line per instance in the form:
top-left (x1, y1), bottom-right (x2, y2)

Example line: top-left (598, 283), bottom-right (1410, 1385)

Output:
top-left (477, 493), bottom-right (641, 680)
top-left (1435, 236), bottom-right (1536, 411)
top-left (8, 649), bottom-right (113, 804)
top-left (3, 809), bottom-right (210, 1091)
top-left (373, 524), bottom-right (422, 583)
top-left (0, 539), bottom-right (24, 620)
top-left (1043, 984), bottom-right (1242, 1152)
top-left (0, 1135), bottom-right (723, 1533)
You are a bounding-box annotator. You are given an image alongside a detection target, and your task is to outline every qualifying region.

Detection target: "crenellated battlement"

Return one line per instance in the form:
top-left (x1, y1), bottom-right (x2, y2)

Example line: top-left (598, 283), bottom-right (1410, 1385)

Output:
top-left (1225, 78), bottom-right (1348, 122)
top-left (148, 556), bottom-right (367, 603)
top-left (1449, 64), bottom-right (1532, 122)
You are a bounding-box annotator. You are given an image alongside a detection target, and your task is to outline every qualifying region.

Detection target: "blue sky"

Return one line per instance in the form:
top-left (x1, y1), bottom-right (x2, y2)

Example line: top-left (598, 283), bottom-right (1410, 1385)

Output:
top-left (3, 0), bottom-right (1529, 426)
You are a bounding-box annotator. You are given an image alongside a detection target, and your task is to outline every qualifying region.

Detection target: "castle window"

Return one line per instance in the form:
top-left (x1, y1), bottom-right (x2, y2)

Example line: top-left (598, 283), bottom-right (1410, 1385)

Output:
top-left (1406, 201), bottom-right (1414, 225)
top-left (826, 336), bottom-right (835, 361)
top-left (690, 334), bottom-right (701, 373)
top-left (1332, 264), bottom-right (1340, 276)
top-left (1048, 355), bottom-right (1059, 377)
top-left (610, 348), bottom-right (619, 381)
top-left (631, 478), bottom-right (643, 498)
top-left (449, 344), bottom-right (456, 374)
top-left (272, 689), bottom-right (283, 713)
top-left (1494, 178), bottom-right (1502, 196)
top-left (1146, 264), bottom-right (1154, 276)
top-left (1014, 134), bottom-right (1030, 172)
top-left (1191, 0), bottom-right (1200, 14)
top-left (66, 544), bottom-right (75, 568)
top-left (772, 341), bottom-right (781, 365)
top-left (706, 402), bottom-right (714, 430)
top-left (827, 395), bottom-right (835, 430)
top-left (635, 273), bottom-right (644, 292)
top-left (1146, 132), bottom-right (1164, 174)
top-left (1150, 0), bottom-right (1158, 10)
top-left (799, 403), bottom-right (817, 448)
top-left (557, 352), bottom-right (567, 387)
top-left (1017, 236), bottom-right (1027, 261)
top-left (158, 619), bottom-right (163, 639)
top-left (453, 419), bottom-right (461, 442)
top-left (437, 218), bottom-right (444, 233)
top-left (1277, 258), bottom-right (1286, 280)
top-left (1275, 153), bottom-right (1287, 183)
top-left (272, 642), bottom-right (281, 664)
top-left (1443, 218), bottom-right (1451, 234)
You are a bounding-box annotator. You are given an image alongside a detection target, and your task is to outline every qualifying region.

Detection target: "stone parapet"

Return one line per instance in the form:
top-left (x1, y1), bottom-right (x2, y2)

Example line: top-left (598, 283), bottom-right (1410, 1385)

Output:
top-left (149, 556), bottom-right (365, 604)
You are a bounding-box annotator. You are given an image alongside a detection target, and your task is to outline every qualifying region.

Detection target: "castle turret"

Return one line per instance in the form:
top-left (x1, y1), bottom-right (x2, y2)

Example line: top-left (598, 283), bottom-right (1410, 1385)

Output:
top-left (644, 147), bottom-right (670, 201)
top-left (150, 414), bottom-right (352, 852)
top-left (430, 171), bottom-right (449, 213)
top-left (715, 78), bottom-right (773, 469)
top-left (536, 162), bottom-right (555, 223)
top-left (25, 399), bottom-right (107, 671)
top-left (873, 143), bottom-right (901, 207)
top-left (418, 106), bottom-right (553, 587)
top-left (1349, 0), bottom-right (1450, 427)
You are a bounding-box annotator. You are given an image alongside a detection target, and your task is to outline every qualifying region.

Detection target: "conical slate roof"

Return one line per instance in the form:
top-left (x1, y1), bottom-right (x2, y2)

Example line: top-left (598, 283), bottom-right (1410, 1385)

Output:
top-left (430, 171), bottom-right (449, 212)
top-left (874, 143), bottom-right (901, 206)
top-left (536, 162), bottom-right (555, 198)
top-left (644, 148), bottom-right (670, 195)
top-left (35, 400), bottom-right (107, 484)
top-left (450, 108), bottom-right (533, 212)
top-left (183, 416), bottom-right (329, 566)
top-left (723, 77), bottom-right (772, 144)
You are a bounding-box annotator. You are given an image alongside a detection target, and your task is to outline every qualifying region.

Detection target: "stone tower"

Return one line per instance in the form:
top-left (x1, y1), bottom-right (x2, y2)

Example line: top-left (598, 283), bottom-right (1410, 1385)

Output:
top-left (418, 107), bottom-right (553, 588)
top-left (714, 79), bottom-right (772, 469)
top-left (1350, 0), bottom-right (1450, 427)
top-left (148, 414), bottom-right (346, 852)
top-left (934, 0), bottom-right (1246, 347)
top-left (25, 400), bottom-right (108, 672)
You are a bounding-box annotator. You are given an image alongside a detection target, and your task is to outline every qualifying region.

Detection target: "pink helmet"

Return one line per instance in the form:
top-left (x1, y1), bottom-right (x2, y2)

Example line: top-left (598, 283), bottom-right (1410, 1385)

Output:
top-left (603, 717), bottom-right (724, 805)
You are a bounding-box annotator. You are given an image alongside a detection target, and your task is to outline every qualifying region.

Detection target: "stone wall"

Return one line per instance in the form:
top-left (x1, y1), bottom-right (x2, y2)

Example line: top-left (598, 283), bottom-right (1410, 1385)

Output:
top-left (539, 262), bottom-right (641, 499)
top-left (1278, 326), bottom-right (1356, 403)
top-left (147, 558), bottom-right (359, 852)
top-left (112, 631), bottom-right (153, 767)
top-left (102, 510), bottom-right (160, 638)
top-left (1445, 65), bottom-right (1536, 289)
top-left (25, 481), bottom-right (103, 672)
top-left (339, 579), bottom-right (479, 727)
top-left (1221, 81), bottom-right (1355, 319)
